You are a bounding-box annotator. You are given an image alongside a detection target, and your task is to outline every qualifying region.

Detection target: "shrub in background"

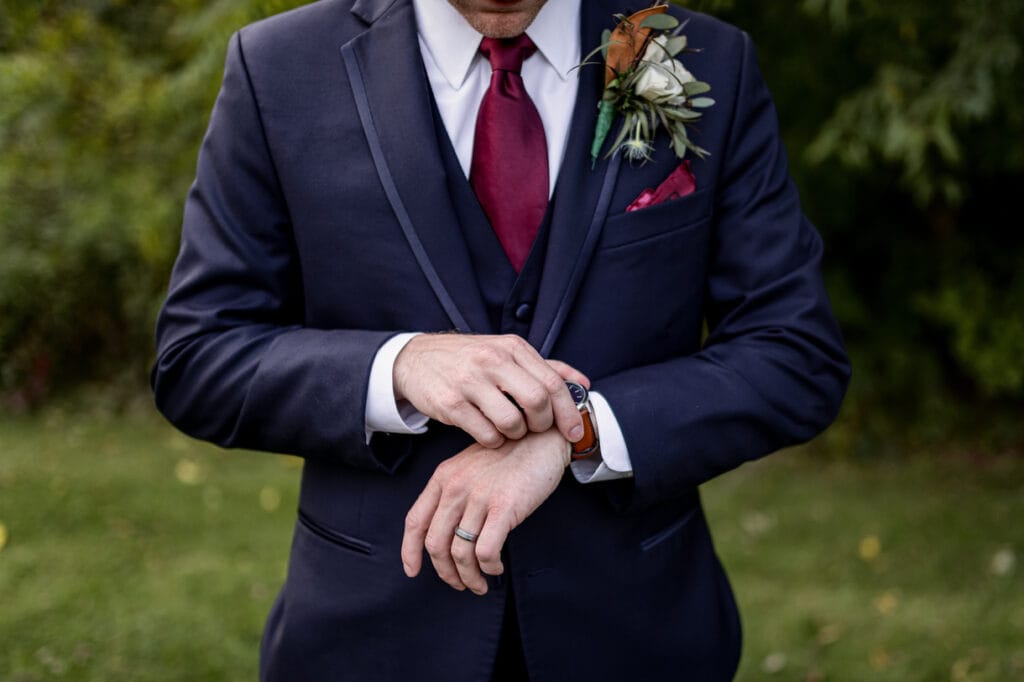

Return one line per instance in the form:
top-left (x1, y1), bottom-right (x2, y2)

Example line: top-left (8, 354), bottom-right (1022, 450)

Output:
top-left (0, 0), bottom-right (307, 406)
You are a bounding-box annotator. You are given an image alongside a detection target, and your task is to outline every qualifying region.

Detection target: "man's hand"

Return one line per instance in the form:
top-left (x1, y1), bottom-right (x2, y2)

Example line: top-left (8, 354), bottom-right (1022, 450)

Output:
top-left (393, 333), bottom-right (589, 448)
top-left (401, 428), bottom-right (570, 595)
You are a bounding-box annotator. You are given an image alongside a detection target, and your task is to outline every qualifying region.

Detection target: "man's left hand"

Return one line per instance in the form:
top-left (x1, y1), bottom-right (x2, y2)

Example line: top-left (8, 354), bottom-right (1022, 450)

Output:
top-left (400, 429), bottom-right (570, 596)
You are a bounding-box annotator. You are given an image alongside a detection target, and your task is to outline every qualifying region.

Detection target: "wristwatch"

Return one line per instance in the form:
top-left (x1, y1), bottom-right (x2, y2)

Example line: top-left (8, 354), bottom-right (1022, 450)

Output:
top-left (565, 381), bottom-right (600, 461)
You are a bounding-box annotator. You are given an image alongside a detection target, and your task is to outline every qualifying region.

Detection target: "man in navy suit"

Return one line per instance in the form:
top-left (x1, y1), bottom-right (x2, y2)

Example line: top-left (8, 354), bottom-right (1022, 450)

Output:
top-left (152, 0), bottom-right (850, 679)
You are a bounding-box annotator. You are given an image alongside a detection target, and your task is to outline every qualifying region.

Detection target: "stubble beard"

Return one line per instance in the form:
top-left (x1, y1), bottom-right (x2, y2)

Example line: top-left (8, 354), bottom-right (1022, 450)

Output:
top-left (447, 0), bottom-right (548, 38)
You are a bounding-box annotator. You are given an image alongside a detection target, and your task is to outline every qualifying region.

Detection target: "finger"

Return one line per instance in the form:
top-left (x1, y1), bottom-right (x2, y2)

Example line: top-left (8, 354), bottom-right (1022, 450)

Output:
top-left (546, 359), bottom-right (590, 390)
top-left (465, 382), bottom-right (529, 443)
top-left (515, 359), bottom-right (582, 443)
top-left (505, 343), bottom-right (584, 442)
top-left (502, 346), bottom-right (577, 438)
top-left (423, 490), bottom-right (469, 591)
top-left (485, 366), bottom-right (555, 436)
top-left (434, 394), bottom-right (506, 449)
top-left (451, 502), bottom-right (490, 596)
top-left (475, 506), bottom-right (517, 577)
top-left (401, 479), bottom-right (442, 578)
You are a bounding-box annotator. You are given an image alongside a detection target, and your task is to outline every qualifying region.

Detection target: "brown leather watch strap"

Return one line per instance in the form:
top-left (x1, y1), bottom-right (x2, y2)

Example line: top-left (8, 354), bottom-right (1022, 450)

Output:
top-left (571, 404), bottom-right (599, 460)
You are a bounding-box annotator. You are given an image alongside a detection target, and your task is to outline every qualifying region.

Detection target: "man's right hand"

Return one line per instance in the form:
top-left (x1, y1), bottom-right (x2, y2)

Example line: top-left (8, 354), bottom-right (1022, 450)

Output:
top-left (392, 333), bottom-right (589, 448)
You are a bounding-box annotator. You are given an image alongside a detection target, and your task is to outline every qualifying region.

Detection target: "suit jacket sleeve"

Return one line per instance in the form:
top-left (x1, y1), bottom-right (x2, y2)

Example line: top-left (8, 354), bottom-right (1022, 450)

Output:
top-left (151, 32), bottom-right (405, 472)
top-left (595, 32), bottom-right (851, 509)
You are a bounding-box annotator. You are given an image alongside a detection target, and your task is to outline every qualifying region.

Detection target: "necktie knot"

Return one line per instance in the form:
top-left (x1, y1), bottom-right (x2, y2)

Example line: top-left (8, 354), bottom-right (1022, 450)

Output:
top-left (479, 34), bottom-right (537, 75)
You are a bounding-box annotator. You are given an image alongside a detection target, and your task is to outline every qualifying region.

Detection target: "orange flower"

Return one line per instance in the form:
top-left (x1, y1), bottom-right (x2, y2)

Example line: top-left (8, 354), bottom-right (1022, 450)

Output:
top-left (604, 5), bottom-right (669, 87)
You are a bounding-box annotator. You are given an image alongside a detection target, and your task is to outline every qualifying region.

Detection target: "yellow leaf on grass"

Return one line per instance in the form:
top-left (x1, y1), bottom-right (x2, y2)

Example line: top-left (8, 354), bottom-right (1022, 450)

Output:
top-left (989, 547), bottom-right (1016, 576)
top-left (874, 590), bottom-right (899, 615)
top-left (760, 652), bottom-right (787, 674)
top-left (859, 535), bottom-right (882, 561)
top-left (816, 622), bottom-right (845, 646)
top-left (175, 458), bottom-right (203, 485)
top-left (741, 511), bottom-right (774, 536)
top-left (950, 657), bottom-right (972, 681)
top-left (260, 486), bottom-right (282, 512)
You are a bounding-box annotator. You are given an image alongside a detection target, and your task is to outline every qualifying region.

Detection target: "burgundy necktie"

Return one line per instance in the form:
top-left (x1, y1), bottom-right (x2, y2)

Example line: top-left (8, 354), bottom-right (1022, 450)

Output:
top-left (470, 35), bottom-right (549, 272)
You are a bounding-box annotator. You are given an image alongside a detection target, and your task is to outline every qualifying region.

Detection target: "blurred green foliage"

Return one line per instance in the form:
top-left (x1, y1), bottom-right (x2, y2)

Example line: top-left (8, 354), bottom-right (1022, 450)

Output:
top-left (0, 0), bottom-right (307, 405)
top-left (1, 0), bottom-right (1022, 447)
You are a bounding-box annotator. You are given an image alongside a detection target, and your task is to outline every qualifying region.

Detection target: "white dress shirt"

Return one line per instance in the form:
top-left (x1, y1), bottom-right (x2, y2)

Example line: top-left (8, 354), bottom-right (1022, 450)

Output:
top-left (363, 0), bottom-right (632, 483)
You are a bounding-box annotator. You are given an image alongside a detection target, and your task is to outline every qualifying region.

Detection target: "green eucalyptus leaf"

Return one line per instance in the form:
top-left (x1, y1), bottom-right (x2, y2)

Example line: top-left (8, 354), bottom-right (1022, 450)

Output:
top-left (664, 35), bottom-right (687, 57)
top-left (664, 107), bottom-right (702, 121)
top-left (690, 97), bottom-right (716, 108)
top-left (655, 107), bottom-right (671, 133)
top-left (683, 81), bottom-right (711, 96)
top-left (671, 128), bottom-right (689, 158)
top-left (640, 14), bottom-right (679, 31)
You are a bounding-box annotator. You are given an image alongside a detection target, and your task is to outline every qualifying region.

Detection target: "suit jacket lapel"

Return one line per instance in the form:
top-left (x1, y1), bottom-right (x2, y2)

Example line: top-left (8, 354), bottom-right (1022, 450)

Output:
top-left (342, 0), bottom-right (490, 333)
top-left (528, 0), bottom-right (624, 355)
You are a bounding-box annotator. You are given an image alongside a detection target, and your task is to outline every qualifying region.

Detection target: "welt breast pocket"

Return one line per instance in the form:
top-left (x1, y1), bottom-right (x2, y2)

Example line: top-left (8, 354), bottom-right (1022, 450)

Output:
top-left (599, 186), bottom-right (714, 250)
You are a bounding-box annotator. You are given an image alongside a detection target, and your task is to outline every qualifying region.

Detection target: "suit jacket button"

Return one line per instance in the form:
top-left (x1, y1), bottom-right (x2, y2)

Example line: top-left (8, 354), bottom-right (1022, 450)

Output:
top-left (514, 303), bottom-right (533, 322)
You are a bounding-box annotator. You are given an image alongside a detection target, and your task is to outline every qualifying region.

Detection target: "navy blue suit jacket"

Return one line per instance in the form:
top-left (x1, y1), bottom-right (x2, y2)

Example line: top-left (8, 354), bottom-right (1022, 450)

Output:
top-left (152, 0), bottom-right (851, 679)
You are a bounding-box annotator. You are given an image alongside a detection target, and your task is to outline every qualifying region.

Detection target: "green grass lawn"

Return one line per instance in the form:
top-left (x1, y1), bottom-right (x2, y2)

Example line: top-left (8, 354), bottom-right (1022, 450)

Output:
top-left (1, 405), bottom-right (1021, 681)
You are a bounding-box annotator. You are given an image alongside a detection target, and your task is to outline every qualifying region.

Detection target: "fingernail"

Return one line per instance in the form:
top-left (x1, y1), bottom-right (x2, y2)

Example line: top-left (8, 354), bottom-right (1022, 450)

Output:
top-left (570, 425), bottom-right (583, 441)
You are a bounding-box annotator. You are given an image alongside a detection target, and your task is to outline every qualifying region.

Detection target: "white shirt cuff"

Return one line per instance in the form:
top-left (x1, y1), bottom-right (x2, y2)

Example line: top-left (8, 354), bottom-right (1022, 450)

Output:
top-left (365, 333), bottom-right (429, 443)
top-left (569, 390), bottom-right (634, 484)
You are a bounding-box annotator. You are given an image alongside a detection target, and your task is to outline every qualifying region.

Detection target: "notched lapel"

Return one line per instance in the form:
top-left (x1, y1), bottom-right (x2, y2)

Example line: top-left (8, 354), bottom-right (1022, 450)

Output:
top-left (529, 0), bottom-right (624, 356)
top-left (341, 0), bottom-right (489, 333)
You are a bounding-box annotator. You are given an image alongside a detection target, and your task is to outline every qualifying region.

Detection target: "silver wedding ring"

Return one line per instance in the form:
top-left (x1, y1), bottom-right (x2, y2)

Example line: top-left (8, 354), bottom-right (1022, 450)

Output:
top-left (454, 527), bottom-right (479, 543)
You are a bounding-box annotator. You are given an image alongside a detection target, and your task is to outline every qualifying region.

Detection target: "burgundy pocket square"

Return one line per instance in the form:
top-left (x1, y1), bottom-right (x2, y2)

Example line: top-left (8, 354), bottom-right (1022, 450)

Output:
top-left (626, 160), bottom-right (696, 213)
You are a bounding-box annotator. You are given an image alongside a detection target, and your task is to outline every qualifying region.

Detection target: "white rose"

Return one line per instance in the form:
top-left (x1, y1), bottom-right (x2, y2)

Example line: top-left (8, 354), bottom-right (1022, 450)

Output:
top-left (633, 36), bottom-right (695, 105)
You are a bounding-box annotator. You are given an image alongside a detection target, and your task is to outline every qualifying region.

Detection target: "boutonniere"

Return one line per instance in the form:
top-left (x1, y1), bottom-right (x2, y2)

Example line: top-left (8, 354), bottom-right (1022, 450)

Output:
top-left (583, 4), bottom-right (714, 166)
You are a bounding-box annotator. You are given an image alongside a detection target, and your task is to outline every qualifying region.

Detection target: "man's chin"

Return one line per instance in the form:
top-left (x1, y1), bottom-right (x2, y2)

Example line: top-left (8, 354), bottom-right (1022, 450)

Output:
top-left (461, 17), bottom-right (527, 37)
top-left (448, 0), bottom-right (547, 38)
top-left (476, 17), bottom-right (534, 37)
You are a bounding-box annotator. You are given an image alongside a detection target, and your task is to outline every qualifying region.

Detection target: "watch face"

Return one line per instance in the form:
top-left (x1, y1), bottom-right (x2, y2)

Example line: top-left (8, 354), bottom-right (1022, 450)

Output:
top-left (565, 381), bottom-right (588, 407)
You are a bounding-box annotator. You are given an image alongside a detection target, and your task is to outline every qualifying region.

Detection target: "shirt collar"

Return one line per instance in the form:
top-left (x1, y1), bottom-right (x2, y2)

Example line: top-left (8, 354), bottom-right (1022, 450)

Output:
top-left (412, 0), bottom-right (582, 90)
